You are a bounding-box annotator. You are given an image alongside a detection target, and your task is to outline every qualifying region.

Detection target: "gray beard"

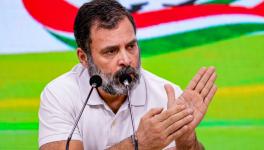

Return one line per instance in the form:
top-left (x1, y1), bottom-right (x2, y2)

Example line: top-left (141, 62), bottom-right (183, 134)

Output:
top-left (87, 56), bottom-right (141, 95)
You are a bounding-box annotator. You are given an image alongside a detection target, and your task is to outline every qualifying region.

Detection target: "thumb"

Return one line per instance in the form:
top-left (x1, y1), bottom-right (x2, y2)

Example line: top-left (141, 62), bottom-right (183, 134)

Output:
top-left (164, 84), bottom-right (176, 109)
top-left (144, 108), bottom-right (163, 119)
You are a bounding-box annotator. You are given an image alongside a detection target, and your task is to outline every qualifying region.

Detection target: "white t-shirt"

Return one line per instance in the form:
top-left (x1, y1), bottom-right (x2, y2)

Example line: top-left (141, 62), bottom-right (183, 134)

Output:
top-left (39, 64), bottom-right (183, 150)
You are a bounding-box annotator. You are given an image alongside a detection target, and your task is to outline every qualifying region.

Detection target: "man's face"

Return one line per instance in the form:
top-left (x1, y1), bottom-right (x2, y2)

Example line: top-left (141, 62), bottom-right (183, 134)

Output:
top-left (88, 17), bottom-right (140, 95)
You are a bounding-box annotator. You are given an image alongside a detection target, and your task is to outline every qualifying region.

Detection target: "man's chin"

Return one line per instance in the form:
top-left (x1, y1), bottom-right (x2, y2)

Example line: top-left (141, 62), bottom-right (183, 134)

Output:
top-left (101, 85), bottom-right (128, 96)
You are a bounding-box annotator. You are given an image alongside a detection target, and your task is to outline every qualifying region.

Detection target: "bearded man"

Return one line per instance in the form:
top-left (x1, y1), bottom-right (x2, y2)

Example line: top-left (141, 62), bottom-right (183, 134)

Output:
top-left (38, 0), bottom-right (217, 150)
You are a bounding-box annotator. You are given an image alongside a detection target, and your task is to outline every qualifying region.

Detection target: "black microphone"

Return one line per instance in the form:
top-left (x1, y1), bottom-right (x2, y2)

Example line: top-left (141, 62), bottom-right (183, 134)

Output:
top-left (119, 74), bottom-right (132, 86)
top-left (119, 74), bottom-right (138, 150)
top-left (89, 75), bottom-right (102, 88)
top-left (66, 75), bottom-right (102, 150)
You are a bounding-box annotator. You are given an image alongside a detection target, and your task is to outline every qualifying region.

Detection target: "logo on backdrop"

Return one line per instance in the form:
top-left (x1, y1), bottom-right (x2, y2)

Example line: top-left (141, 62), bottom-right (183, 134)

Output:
top-left (22, 0), bottom-right (264, 54)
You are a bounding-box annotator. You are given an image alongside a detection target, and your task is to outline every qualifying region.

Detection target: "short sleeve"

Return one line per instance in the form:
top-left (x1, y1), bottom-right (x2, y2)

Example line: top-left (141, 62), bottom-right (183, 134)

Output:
top-left (38, 86), bottom-right (82, 147)
top-left (172, 84), bottom-right (183, 99)
top-left (163, 80), bottom-right (183, 99)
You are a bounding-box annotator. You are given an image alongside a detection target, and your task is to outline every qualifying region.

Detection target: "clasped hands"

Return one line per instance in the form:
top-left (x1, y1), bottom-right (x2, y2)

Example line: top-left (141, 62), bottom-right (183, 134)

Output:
top-left (136, 67), bottom-right (217, 150)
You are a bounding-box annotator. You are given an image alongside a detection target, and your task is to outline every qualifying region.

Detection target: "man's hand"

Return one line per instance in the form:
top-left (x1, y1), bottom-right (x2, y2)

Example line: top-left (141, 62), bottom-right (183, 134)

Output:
top-left (40, 140), bottom-right (83, 150)
top-left (165, 66), bottom-right (217, 149)
top-left (136, 105), bottom-right (194, 150)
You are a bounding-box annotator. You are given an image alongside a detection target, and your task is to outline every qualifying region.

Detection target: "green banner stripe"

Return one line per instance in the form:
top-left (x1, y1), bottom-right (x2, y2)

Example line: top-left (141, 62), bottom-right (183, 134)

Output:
top-left (46, 29), bottom-right (77, 49)
top-left (205, 0), bottom-right (237, 4)
top-left (48, 23), bottom-right (264, 57)
top-left (1, 120), bottom-right (264, 130)
top-left (139, 23), bottom-right (264, 57)
top-left (0, 122), bottom-right (38, 130)
top-left (199, 120), bottom-right (264, 127)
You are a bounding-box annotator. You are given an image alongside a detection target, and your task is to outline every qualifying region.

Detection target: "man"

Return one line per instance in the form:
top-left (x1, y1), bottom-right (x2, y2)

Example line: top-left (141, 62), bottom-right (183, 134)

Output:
top-left (38, 0), bottom-right (217, 149)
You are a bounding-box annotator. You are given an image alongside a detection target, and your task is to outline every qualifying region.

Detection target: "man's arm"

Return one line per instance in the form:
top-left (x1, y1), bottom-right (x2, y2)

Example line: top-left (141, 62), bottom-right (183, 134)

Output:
top-left (165, 133), bottom-right (204, 150)
top-left (107, 136), bottom-right (134, 150)
top-left (165, 66), bottom-right (217, 150)
top-left (108, 106), bottom-right (193, 150)
top-left (175, 133), bottom-right (204, 150)
top-left (39, 87), bottom-right (83, 150)
top-left (107, 134), bottom-right (204, 150)
top-left (40, 140), bottom-right (83, 150)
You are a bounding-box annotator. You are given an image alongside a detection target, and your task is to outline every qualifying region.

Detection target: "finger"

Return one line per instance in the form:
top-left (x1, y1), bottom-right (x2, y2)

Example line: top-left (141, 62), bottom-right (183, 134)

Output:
top-left (164, 84), bottom-right (176, 108)
top-left (194, 66), bottom-right (215, 93)
top-left (187, 67), bottom-right (207, 90)
top-left (165, 126), bottom-right (189, 145)
top-left (166, 125), bottom-right (189, 143)
top-left (164, 115), bottom-right (193, 136)
top-left (204, 84), bottom-right (217, 106)
top-left (155, 105), bottom-right (185, 122)
top-left (200, 72), bottom-right (217, 98)
top-left (143, 108), bottom-right (164, 119)
top-left (162, 108), bottom-right (193, 129)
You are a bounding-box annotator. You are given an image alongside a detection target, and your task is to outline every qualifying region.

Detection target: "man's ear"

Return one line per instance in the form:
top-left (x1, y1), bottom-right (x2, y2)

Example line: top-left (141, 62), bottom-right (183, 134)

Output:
top-left (77, 48), bottom-right (88, 68)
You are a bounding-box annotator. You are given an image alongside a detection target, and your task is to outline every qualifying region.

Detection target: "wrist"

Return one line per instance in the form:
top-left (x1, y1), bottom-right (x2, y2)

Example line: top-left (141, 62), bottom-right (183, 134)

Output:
top-left (176, 132), bottom-right (199, 150)
top-left (130, 135), bottom-right (139, 150)
top-left (136, 131), bottom-right (156, 150)
top-left (135, 131), bottom-right (146, 150)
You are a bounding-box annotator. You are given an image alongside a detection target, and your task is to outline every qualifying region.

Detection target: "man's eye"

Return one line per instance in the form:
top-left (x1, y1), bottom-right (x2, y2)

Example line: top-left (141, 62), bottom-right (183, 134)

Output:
top-left (128, 44), bottom-right (135, 50)
top-left (104, 49), bottom-right (117, 55)
top-left (108, 50), bottom-right (115, 53)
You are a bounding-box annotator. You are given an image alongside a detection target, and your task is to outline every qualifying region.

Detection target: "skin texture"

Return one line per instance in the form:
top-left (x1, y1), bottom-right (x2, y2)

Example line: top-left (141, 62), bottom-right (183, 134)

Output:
top-left (40, 17), bottom-right (217, 150)
top-left (165, 67), bottom-right (217, 150)
top-left (40, 140), bottom-right (83, 150)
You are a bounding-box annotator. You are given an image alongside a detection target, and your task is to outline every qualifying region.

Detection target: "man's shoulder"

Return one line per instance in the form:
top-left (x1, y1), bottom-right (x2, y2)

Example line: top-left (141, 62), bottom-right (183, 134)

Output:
top-left (141, 68), bottom-right (182, 97)
top-left (139, 68), bottom-right (182, 109)
top-left (43, 64), bottom-right (84, 93)
top-left (40, 64), bottom-right (86, 109)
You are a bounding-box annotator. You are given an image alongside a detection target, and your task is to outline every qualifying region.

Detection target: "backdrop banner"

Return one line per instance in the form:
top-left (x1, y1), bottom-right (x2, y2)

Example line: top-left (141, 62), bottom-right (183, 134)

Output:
top-left (1, 0), bottom-right (264, 54)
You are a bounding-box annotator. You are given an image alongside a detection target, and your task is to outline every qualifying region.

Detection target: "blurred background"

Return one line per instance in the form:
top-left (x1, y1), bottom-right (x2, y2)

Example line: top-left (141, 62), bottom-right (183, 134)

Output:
top-left (0, 0), bottom-right (264, 149)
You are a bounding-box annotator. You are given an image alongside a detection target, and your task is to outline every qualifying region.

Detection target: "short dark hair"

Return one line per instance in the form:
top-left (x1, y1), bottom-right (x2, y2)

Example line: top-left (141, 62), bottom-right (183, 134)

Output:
top-left (74, 0), bottom-right (136, 55)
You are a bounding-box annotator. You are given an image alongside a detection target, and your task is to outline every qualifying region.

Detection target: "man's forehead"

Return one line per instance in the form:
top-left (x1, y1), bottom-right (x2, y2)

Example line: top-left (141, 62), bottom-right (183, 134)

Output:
top-left (89, 18), bottom-right (136, 48)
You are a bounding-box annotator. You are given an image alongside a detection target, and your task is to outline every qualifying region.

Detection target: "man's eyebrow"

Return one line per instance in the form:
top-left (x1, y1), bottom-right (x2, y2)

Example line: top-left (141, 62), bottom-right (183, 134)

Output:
top-left (100, 45), bottom-right (119, 53)
top-left (101, 39), bottom-right (137, 52)
top-left (127, 39), bottom-right (137, 45)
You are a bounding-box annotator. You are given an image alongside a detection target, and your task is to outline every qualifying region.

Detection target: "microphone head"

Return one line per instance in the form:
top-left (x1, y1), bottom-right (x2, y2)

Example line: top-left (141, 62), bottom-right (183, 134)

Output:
top-left (89, 75), bottom-right (102, 88)
top-left (119, 73), bottom-right (132, 85)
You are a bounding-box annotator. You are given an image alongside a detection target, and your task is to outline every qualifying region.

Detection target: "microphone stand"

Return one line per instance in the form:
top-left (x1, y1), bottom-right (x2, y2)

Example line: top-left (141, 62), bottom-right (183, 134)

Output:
top-left (66, 75), bottom-right (102, 150)
top-left (124, 80), bottom-right (139, 150)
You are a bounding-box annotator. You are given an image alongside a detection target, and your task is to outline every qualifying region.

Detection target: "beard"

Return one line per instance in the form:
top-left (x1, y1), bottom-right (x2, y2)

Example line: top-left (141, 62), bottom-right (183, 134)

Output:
top-left (87, 56), bottom-right (141, 95)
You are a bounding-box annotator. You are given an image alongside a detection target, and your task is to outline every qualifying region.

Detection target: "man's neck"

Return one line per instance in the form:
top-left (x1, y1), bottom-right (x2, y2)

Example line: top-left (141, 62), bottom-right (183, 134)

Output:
top-left (97, 88), bottom-right (127, 114)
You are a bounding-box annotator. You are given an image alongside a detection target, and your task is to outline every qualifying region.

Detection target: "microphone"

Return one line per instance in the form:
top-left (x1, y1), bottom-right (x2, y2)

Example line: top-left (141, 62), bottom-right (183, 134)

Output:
top-left (119, 74), bottom-right (132, 86)
top-left (89, 74), bottom-right (102, 88)
top-left (119, 74), bottom-right (138, 150)
top-left (66, 75), bottom-right (102, 150)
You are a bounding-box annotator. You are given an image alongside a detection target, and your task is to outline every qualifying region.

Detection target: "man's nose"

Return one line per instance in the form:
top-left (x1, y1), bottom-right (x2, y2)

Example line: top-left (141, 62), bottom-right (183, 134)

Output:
top-left (118, 50), bottom-right (131, 66)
